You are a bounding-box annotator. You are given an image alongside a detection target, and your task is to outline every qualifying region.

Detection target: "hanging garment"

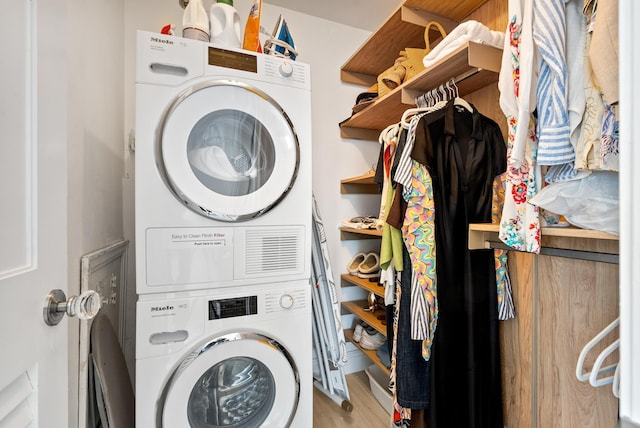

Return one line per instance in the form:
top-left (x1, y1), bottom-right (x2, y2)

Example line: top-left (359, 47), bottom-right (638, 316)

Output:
top-left (394, 108), bottom-right (445, 353)
top-left (390, 248), bottom-right (431, 428)
top-left (533, 0), bottom-right (574, 165)
top-left (492, 173), bottom-right (515, 320)
top-left (543, 0), bottom-right (591, 183)
top-left (410, 100), bottom-right (506, 428)
top-left (498, 0), bottom-right (542, 254)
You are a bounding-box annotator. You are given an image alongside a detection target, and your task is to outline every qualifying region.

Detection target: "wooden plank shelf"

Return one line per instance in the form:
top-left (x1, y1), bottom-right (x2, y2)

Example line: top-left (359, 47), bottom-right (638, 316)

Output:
top-left (340, 172), bottom-right (379, 194)
top-left (469, 223), bottom-right (619, 264)
top-left (339, 227), bottom-right (382, 240)
top-left (340, 1), bottom-right (488, 84)
top-left (469, 223), bottom-right (619, 250)
top-left (341, 274), bottom-right (385, 297)
top-left (342, 300), bottom-right (387, 336)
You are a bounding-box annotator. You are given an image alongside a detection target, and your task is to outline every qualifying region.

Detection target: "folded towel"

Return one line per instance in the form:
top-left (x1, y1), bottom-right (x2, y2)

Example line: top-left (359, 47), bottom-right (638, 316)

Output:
top-left (423, 20), bottom-right (505, 69)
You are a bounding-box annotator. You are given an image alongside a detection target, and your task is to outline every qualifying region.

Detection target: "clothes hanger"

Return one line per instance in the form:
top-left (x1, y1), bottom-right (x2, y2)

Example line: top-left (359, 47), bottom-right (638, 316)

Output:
top-left (379, 123), bottom-right (400, 146)
top-left (589, 337), bottom-right (620, 387)
top-left (612, 361), bottom-right (620, 398)
top-left (576, 317), bottom-right (620, 383)
top-left (451, 79), bottom-right (473, 112)
top-left (401, 100), bottom-right (447, 129)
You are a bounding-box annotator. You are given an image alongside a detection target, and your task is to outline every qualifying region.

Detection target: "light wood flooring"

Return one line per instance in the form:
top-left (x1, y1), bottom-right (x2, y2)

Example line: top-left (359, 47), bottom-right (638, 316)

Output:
top-left (313, 371), bottom-right (390, 428)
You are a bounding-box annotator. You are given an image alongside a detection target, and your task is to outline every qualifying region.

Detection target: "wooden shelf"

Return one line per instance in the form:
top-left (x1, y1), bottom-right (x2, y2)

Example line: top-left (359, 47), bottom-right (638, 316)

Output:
top-left (340, 1), bottom-right (488, 85)
top-left (342, 300), bottom-right (387, 336)
top-left (340, 172), bottom-right (379, 194)
top-left (341, 274), bottom-right (385, 298)
top-left (468, 223), bottom-right (619, 250)
top-left (344, 329), bottom-right (391, 377)
top-left (340, 41), bottom-right (502, 139)
top-left (340, 227), bottom-right (382, 240)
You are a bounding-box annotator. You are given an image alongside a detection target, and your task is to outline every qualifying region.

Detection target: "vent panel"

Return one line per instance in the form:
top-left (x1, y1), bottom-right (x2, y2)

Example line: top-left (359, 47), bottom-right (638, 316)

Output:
top-left (245, 228), bottom-right (303, 275)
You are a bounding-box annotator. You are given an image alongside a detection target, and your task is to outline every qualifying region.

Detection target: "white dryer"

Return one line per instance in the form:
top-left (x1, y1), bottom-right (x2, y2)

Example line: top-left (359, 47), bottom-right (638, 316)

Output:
top-left (136, 281), bottom-right (311, 427)
top-left (135, 30), bottom-right (312, 294)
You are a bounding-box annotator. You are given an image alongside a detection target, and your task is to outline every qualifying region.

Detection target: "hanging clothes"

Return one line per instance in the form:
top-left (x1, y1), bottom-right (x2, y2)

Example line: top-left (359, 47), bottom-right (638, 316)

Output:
top-left (497, 0), bottom-right (542, 253)
top-left (409, 99), bottom-right (506, 428)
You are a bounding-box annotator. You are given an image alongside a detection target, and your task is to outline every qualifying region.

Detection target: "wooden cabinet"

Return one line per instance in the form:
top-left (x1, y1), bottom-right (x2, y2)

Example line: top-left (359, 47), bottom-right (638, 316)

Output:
top-left (469, 224), bottom-right (620, 427)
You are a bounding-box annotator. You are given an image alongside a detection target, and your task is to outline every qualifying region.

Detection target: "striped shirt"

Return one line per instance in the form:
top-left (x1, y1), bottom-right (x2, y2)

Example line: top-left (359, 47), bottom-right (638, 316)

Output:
top-left (533, 0), bottom-right (575, 165)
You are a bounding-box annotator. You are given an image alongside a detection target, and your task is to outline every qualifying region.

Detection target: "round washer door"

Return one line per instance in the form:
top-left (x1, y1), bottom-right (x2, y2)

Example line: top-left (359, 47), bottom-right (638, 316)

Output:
top-left (161, 332), bottom-right (299, 428)
top-left (158, 81), bottom-right (300, 221)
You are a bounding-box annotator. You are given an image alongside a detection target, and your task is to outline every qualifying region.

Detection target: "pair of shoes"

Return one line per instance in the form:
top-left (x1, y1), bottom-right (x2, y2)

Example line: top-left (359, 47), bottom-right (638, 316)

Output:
top-left (346, 253), bottom-right (380, 278)
top-left (340, 216), bottom-right (378, 230)
top-left (352, 322), bottom-right (369, 343)
top-left (360, 327), bottom-right (386, 350)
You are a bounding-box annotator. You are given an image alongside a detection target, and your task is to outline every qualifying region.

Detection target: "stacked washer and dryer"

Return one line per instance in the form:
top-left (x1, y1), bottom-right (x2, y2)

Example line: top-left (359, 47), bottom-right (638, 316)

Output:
top-left (134, 30), bottom-right (312, 427)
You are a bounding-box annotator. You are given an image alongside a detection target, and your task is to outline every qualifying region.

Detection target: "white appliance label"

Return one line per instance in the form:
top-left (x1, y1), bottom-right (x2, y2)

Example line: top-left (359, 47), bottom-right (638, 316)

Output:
top-left (146, 227), bottom-right (234, 286)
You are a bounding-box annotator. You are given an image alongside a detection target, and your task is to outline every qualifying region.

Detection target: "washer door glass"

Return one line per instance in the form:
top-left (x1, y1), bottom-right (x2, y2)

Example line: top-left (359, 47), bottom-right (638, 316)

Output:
top-left (162, 333), bottom-right (299, 428)
top-left (188, 356), bottom-right (275, 427)
top-left (159, 82), bottom-right (299, 221)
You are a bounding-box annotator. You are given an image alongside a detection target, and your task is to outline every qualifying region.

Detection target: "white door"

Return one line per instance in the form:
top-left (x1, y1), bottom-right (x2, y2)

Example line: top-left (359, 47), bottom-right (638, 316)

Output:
top-left (0, 0), bottom-right (70, 426)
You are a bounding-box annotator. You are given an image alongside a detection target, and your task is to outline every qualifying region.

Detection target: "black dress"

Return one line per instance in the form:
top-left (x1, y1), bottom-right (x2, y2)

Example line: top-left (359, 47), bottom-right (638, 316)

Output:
top-left (412, 100), bottom-right (507, 428)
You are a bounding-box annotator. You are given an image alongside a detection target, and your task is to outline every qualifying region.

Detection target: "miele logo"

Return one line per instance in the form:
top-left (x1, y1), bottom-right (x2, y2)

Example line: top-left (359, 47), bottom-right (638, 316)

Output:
top-left (150, 37), bottom-right (173, 45)
top-left (150, 305), bottom-right (174, 312)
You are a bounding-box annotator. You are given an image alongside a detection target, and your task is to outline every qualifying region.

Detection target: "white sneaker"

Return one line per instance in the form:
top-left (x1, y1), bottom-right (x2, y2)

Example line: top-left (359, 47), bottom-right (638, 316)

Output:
top-left (360, 327), bottom-right (386, 350)
top-left (353, 323), bottom-right (364, 342)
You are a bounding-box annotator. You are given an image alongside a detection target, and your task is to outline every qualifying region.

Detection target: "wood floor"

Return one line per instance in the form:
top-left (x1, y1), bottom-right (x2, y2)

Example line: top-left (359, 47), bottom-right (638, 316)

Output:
top-left (313, 371), bottom-right (390, 428)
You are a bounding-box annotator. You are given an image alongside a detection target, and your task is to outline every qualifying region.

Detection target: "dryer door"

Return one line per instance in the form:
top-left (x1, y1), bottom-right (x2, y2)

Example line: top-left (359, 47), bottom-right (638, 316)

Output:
top-left (161, 332), bottom-right (299, 428)
top-left (158, 81), bottom-right (300, 222)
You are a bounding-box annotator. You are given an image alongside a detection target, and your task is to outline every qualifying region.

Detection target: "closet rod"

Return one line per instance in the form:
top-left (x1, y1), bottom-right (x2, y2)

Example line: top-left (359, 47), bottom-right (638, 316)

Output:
top-left (485, 240), bottom-right (619, 265)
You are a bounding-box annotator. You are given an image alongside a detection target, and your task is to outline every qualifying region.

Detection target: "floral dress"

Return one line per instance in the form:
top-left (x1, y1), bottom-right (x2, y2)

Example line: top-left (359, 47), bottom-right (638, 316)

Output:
top-left (498, 0), bottom-right (542, 254)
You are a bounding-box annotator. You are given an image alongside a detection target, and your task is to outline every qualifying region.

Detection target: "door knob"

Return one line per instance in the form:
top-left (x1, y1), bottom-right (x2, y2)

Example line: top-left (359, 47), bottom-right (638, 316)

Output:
top-left (43, 289), bottom-right (102, 326)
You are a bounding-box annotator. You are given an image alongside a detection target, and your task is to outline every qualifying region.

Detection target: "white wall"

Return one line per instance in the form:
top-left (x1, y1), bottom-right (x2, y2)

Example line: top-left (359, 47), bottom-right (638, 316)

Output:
top-left (122, 1), bottom-right (382, 374)
top-left (66, 0), bottom-right (125, 426)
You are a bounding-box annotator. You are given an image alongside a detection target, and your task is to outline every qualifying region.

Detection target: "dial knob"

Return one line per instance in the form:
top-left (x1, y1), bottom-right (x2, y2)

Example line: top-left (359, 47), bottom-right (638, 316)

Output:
top-left (279, 62), bottom-right (294, 77)
top-left (279, 293), bottom-right (294, 309)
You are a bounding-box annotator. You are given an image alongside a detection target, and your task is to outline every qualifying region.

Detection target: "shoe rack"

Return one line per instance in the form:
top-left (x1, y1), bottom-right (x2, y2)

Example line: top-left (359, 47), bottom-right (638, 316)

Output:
top-left (339, 172), bottom-right (387, 374)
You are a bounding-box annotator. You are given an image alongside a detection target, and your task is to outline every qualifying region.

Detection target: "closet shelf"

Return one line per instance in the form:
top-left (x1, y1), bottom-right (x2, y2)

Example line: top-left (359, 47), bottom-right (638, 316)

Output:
top-left (340, 173), bottom-right (379, 194)
top-left (341, 274), bottom-right (385, 298)
top-left (340, 41), bottom-right (503, 140)
top-left (342, 300), bottom-right (387, 336)
top-left (340, 227), bottom-right (382, 240)
top-left (340, 1), bottom-right (488, 85)
top-left (344, 329), bottom-right (391, 377)
top-left (469, 223), bottom-right (619, 264)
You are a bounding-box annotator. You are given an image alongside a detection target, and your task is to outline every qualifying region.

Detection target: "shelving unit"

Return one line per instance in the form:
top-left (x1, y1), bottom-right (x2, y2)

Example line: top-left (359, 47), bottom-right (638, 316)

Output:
top-left (338, 0), bottom-right (501, 141)
top-left (340, 41), bottom-right (503, 140)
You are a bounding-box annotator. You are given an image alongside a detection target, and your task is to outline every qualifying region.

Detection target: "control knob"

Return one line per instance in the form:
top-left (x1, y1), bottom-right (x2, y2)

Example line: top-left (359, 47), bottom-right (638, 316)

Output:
top-left (279, 293), bottom-right (294, 309)
top-left (278, 61), bottom-right (294, 77)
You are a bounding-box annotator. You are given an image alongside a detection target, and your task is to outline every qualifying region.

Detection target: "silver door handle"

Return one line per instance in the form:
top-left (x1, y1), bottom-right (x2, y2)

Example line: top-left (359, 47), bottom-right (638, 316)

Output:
top-left (43, 289), bottom-right (102, 326)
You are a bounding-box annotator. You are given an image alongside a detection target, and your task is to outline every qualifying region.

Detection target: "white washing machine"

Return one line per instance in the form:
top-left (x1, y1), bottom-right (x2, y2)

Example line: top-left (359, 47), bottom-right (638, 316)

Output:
top-left (135, 30), bottom-right (312, 295)
top-left (136, 281), bottom-right (311, 427)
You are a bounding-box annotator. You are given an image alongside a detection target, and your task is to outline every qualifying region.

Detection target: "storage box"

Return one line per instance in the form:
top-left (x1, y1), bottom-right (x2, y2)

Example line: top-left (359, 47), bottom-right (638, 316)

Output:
top-left (365, 364), bottom-right (392, 415)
